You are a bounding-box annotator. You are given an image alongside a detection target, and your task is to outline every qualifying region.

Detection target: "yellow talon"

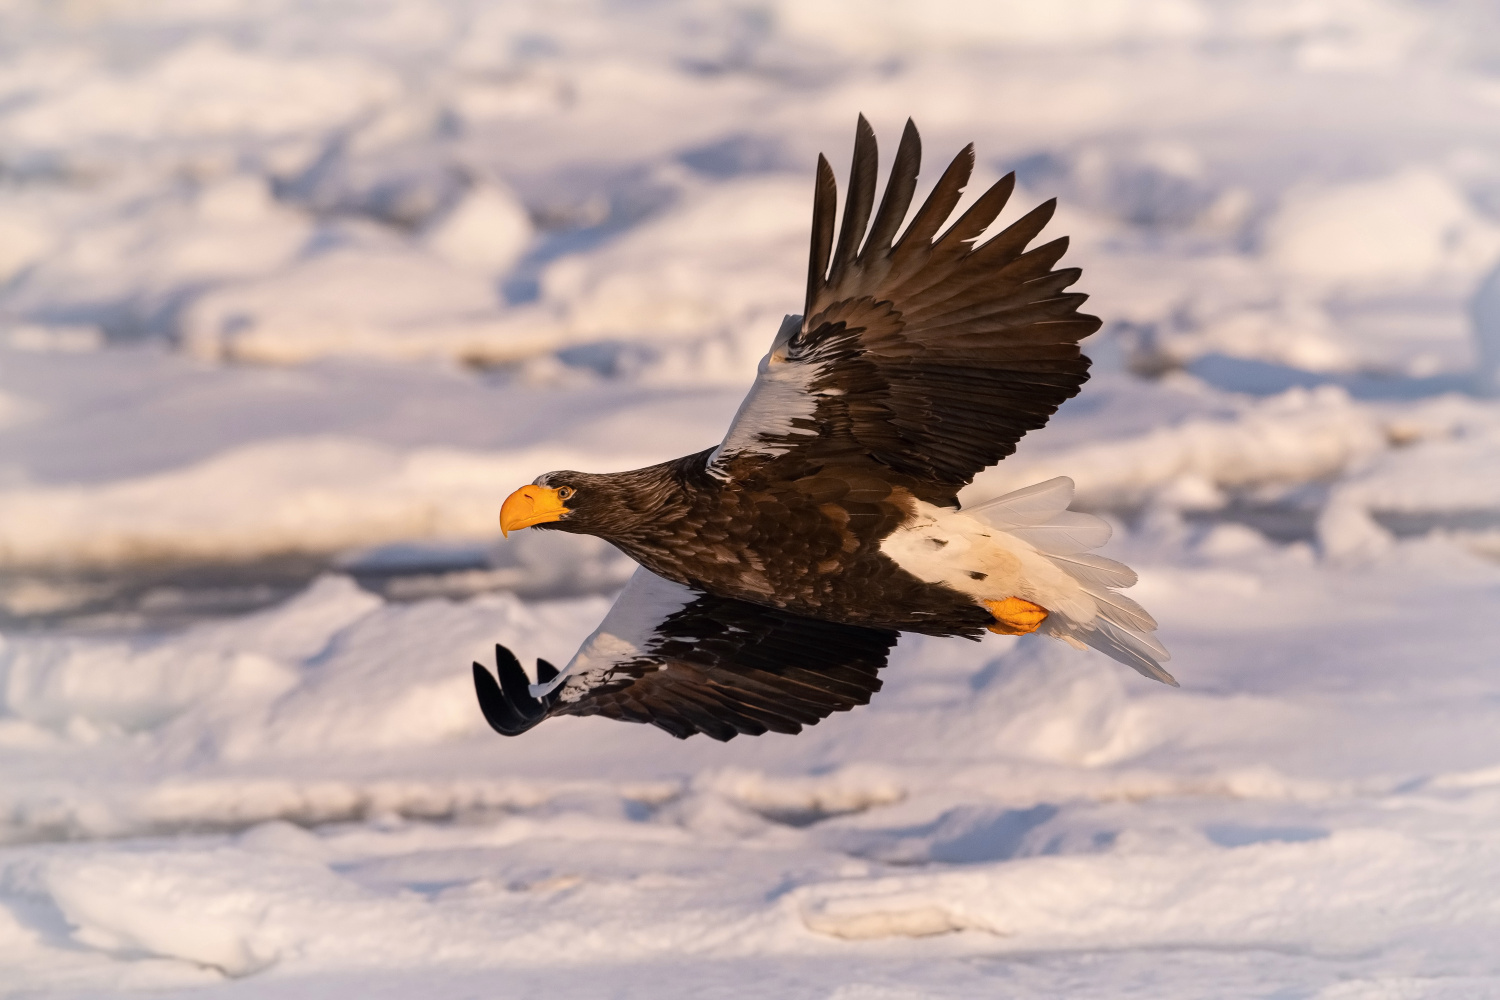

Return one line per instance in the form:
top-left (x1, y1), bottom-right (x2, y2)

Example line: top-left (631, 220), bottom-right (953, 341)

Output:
top-left (984, 597), bottom-right (1049, 635)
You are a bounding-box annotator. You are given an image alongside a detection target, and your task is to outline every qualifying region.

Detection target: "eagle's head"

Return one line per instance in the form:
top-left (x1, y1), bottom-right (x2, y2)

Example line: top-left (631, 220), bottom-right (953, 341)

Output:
top-left (499, 470), bottom-right (661, 538)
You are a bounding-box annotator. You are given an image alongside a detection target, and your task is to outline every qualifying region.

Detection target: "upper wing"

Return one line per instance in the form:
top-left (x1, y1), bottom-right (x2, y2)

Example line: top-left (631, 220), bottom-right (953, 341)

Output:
top-left (473, 567), bottom-right (899, 742)
top-left (710, 116), bottom-right (1099, 500)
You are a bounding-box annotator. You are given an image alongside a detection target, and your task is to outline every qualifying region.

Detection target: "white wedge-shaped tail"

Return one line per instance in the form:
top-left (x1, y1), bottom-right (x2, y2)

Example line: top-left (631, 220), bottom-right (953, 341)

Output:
top-left (882, 476), bottom-right (1174, 685)
top-left (970, 477), bottom-right (1172, 684)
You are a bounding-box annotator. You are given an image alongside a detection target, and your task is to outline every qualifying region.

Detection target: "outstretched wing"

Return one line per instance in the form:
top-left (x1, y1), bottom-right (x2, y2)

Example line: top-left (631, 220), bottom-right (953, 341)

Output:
top-left (710, 116), bottom-right (1099, 502)
top-left (473, 568), bottom-right (898, 741)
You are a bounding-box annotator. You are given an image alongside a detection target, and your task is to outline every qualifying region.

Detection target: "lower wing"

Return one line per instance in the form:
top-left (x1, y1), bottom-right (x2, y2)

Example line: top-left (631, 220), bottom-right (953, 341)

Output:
top-left (473, 567), bottom-right (899, 741)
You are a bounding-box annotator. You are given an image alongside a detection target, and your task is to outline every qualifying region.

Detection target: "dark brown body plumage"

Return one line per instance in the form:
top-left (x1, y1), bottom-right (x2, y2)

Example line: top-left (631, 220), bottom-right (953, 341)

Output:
top-left (535, 452), bottom-right (995, 637)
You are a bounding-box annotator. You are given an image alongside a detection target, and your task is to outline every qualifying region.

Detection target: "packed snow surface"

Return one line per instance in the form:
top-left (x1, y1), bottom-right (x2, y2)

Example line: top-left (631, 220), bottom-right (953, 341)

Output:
top-left (3, 0), bottom-right (1500, 996)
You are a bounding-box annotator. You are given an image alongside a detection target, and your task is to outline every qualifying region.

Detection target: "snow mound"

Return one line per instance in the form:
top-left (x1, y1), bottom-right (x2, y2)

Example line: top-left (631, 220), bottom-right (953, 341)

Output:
top-left (1264, 169), bottom-right (1500, 288)
top-left (972, 385), bottom-right (1387, 510)
top-left (796, 828), bottom-right (1498, 953)
top-left (1, 37), bottom-right (398, 149)
top-left (0, 436), bottom-right (663, 569)
top-left (180, 248), bottom-right (513, 364)
top-left (6, 173), bottom-right (312, 340)
top-left (538, 175), bottom-right (808, 363)
top-left (774, 0), bottom-right (1208, 54)
top-left (423, 182), bottom-right (534, 274)
top-left (47, 850), bottom-right (287, 976)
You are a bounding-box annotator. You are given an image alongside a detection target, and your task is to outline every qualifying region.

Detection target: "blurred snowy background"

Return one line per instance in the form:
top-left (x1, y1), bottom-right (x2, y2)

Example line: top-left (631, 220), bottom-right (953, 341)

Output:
top-left (3, 0), bottom-right (1500, 996)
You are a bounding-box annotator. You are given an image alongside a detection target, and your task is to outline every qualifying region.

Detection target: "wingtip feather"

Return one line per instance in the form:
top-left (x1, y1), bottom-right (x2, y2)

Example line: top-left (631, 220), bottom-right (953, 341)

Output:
top-left (828, 115), bottom-right (880, 287)
top-left (805, 153), bottom-right (838, 315)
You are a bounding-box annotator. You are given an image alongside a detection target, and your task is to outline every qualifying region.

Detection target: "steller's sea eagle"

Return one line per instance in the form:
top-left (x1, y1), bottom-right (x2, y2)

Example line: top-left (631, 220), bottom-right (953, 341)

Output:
top-left (474, 116), bottom-right (1171, 742)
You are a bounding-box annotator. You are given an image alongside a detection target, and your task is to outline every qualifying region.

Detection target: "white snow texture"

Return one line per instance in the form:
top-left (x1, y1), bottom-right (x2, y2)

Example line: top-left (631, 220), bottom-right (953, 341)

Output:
top-left (2, 1), bottom-right (1500, 997)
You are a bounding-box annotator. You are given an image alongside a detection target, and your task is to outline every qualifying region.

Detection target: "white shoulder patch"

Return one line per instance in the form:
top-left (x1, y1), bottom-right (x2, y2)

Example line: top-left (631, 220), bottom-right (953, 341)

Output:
top-left (536, 567), bottom-right (697, 702)
top-left (708, 315), bottom-right (821, 475)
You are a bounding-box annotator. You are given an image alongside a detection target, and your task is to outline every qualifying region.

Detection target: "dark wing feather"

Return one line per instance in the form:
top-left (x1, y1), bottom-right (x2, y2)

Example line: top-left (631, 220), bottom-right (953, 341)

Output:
top-left (715, 116), bottom-right (1099, 501)
top-left (827, 115), bottom-right (878, 290)
top-left (473, 570), bottom-right (898, 742)
top-left (862, 118), bottom-right (921, 260)
top-left (803, 155), bottom-right (838, 318)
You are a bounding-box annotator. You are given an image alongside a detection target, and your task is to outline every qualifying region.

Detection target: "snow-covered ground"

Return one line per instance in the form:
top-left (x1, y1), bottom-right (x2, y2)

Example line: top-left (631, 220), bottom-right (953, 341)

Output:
top-left (3, 1), bottom-right (1500, 996)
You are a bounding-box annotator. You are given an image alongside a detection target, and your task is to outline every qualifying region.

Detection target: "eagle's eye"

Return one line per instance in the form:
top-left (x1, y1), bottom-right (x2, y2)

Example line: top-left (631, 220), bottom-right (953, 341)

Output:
top-left (557, 486), bottom-right (575, 501)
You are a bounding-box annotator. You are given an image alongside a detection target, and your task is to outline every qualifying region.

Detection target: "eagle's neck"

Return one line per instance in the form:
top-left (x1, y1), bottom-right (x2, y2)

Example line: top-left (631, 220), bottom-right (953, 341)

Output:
top-left (592, 449), bottom-right (715, 554)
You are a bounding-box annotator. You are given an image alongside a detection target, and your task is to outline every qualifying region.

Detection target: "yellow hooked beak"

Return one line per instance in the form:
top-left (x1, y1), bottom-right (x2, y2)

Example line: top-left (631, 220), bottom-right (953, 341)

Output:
top-left (499, 485), bottom-right (570, 536)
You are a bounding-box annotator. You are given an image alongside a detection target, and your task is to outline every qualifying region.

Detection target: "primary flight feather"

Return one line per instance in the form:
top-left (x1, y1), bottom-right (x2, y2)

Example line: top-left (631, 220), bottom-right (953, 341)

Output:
top-left (475, 115), bottom-right (1172, 743)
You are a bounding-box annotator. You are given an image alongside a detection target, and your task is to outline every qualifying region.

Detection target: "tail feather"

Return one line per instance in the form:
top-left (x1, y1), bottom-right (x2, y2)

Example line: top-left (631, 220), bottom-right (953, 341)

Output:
top-left (966, 475), bottom-right (1075, 525)
top-left (1044, 551), bottom-right (1137, 590)
top-left (1109, 617), bottom-right (1171, 663)
top-left (973, 477), bottom-right (1173, 684)
top-left (1083, 585), bottom-right (1159, 637)
top-left (1064, 619), bottom-right (1178, 686)
top-left (1005, 512), bottom-right (1112, 555)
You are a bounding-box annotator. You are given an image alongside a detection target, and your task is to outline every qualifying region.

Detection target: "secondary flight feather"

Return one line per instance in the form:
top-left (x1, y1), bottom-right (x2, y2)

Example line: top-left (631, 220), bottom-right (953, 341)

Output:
top-left (475, 116), bottom-right (1172, 742)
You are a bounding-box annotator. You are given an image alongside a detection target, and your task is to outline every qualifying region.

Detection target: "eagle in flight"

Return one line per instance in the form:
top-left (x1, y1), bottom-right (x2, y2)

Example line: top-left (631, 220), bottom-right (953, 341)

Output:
top-left (474, 116), bottom-right (1171, 742)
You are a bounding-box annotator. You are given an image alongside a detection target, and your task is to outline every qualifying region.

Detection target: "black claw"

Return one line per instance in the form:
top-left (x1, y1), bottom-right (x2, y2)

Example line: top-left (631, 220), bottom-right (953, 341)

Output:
top-left (536, 658), bottom-right (559, 684)
top-left (472, 643), bottom-right (553, 737)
